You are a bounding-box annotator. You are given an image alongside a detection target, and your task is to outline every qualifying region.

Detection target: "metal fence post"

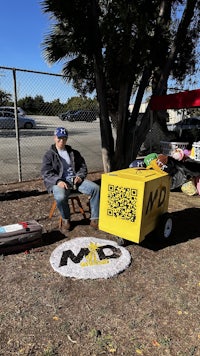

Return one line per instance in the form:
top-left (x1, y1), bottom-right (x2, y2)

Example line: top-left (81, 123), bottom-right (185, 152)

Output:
top-left (12, 68), bottom-right (22, 182)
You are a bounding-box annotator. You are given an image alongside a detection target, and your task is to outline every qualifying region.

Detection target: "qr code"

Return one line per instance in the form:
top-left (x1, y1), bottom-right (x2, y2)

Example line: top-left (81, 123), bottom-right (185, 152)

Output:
top-left (107, 184), bottom-right (137, 222)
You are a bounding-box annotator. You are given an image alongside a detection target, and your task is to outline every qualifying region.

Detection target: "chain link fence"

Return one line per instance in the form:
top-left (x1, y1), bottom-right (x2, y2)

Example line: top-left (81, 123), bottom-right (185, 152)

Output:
top-left (0, 66), bottom-right (103, 184)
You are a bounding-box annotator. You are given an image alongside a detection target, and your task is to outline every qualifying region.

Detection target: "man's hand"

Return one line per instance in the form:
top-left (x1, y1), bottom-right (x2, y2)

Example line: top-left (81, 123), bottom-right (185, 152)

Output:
top-left (74, 176), bottom-right (82, 185)
top-left (57, 181), bottom-right (69, 189)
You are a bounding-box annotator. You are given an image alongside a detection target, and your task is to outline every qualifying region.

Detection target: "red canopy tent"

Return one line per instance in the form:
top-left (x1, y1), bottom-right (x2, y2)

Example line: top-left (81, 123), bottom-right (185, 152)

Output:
top-left (150, 89), bottom-right (200, 110)
top-left (148, 89), bottom-right (200, 153)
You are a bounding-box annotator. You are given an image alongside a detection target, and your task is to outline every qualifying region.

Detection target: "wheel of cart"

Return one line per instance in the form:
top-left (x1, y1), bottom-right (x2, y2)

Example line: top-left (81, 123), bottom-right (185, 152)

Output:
top-left (155, 212), bottom-right (173, 241)
top-left (115, 237), bottom-right (128, 246)
top-left (116, 212), bottom-right (173, 246)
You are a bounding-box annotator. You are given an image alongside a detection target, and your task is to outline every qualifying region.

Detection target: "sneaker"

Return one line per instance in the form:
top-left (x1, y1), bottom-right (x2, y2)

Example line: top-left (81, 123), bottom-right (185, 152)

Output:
top-left (60, 219), bottom-right (71, 235)
top-left (90, 219), bottom-right (99, 229)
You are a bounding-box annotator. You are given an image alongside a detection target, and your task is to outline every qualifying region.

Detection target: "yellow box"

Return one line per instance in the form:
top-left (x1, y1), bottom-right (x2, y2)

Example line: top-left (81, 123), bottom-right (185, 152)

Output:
top-left (99, 168), bottom-right (171, 244)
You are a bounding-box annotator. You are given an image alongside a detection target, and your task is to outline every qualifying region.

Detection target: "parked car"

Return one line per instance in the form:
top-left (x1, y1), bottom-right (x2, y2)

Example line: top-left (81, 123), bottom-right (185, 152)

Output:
top-left (0, 106), bottom-right (26, 116)
top-left (0, 111), bottom-right (36, 129)
top-left (174, 117), bottom-right (200, 131)
top-left (59, 109), bottom-right (97, 122)
top-left (173, 117), bottom-right (200, 142)
top-left (59, 110), bottom-right (78, 121)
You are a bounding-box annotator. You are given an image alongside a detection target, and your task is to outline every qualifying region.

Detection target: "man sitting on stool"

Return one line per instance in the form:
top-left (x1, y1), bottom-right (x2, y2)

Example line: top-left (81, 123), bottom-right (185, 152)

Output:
top-left (41, 127), bottom-right (100, 234)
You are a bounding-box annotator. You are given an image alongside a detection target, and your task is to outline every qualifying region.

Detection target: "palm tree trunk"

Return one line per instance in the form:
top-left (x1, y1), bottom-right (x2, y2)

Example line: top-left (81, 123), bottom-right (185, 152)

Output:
top-left (89, 0), bottom-right (114, 172)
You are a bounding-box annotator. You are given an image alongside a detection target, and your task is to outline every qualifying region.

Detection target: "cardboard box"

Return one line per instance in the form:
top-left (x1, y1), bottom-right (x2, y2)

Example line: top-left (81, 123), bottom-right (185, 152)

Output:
top-left (99, 168), bottom-right (170, 243)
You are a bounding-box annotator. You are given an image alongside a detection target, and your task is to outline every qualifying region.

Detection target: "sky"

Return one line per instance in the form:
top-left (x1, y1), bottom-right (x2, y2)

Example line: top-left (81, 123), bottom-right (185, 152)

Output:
top-left (0, 0), bottom-right (60, 72)
top-left (0, 0), bottom-right (77, 102)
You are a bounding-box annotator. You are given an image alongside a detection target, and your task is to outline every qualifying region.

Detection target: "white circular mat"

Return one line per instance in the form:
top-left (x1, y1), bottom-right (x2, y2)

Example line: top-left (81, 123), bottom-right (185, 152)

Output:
top-left (50, 237), bottom-right (131, 279)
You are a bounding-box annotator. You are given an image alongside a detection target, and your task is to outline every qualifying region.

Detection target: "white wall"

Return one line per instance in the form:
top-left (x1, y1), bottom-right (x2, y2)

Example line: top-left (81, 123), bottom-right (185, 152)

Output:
top-left (129, 102), bottom-right (184, 124)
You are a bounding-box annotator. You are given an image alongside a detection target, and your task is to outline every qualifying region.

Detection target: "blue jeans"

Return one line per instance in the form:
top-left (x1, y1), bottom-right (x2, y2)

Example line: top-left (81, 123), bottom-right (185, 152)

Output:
top-left (52, 179), bottom-right (100, 220)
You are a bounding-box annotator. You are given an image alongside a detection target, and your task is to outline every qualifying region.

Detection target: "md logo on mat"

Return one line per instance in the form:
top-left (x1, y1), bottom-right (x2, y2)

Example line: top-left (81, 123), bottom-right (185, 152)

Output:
top-left (50, 237), bottom-right (131, 279)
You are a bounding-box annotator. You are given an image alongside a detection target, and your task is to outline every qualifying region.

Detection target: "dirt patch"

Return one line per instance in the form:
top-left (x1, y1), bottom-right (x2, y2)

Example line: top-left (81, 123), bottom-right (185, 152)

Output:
top-left (0, 173), bottom-right (200, 355)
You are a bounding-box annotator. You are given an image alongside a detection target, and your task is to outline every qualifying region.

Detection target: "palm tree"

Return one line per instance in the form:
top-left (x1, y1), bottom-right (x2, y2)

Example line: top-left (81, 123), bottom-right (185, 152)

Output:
top-left (0, 89), bottom-right (12, 106)
top-left (41, 0), bottom-right (200, 171)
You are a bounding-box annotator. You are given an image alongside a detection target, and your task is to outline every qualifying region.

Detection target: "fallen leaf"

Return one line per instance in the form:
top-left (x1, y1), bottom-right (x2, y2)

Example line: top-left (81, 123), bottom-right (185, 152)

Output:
top-left (53, 316), bottom-right (59, 320)
top-left (152, 340), bottom-right (160, 347)
top-left (109, 348), bottom-right (117, 353)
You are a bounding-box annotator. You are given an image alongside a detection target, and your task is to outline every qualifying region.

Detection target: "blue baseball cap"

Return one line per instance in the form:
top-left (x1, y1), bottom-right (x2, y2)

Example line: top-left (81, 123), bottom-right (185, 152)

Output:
top-left (54, 127), bottom-right (68, 138)
top-left (129, 159), bottom-right (146, 168)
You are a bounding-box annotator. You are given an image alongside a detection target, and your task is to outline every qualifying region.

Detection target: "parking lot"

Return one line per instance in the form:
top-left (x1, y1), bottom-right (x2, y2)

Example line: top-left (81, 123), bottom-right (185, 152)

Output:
top-left (0, 116), bottom-right (103, 183)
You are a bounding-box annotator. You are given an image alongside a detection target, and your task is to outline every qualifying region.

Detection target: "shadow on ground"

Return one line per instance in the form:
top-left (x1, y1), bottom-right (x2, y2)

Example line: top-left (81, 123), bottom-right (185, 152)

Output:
top-left (0, 190), bottom-right (47, 201)
top-left (139, 207), bottom-right (200, 251)
top-left (2, 208), bottom-right (199, 255)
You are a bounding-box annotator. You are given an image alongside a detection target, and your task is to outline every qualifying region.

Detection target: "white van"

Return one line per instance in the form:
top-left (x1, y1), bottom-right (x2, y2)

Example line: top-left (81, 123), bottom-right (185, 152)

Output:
top-left (0, 106), bottom-right (26, 116)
